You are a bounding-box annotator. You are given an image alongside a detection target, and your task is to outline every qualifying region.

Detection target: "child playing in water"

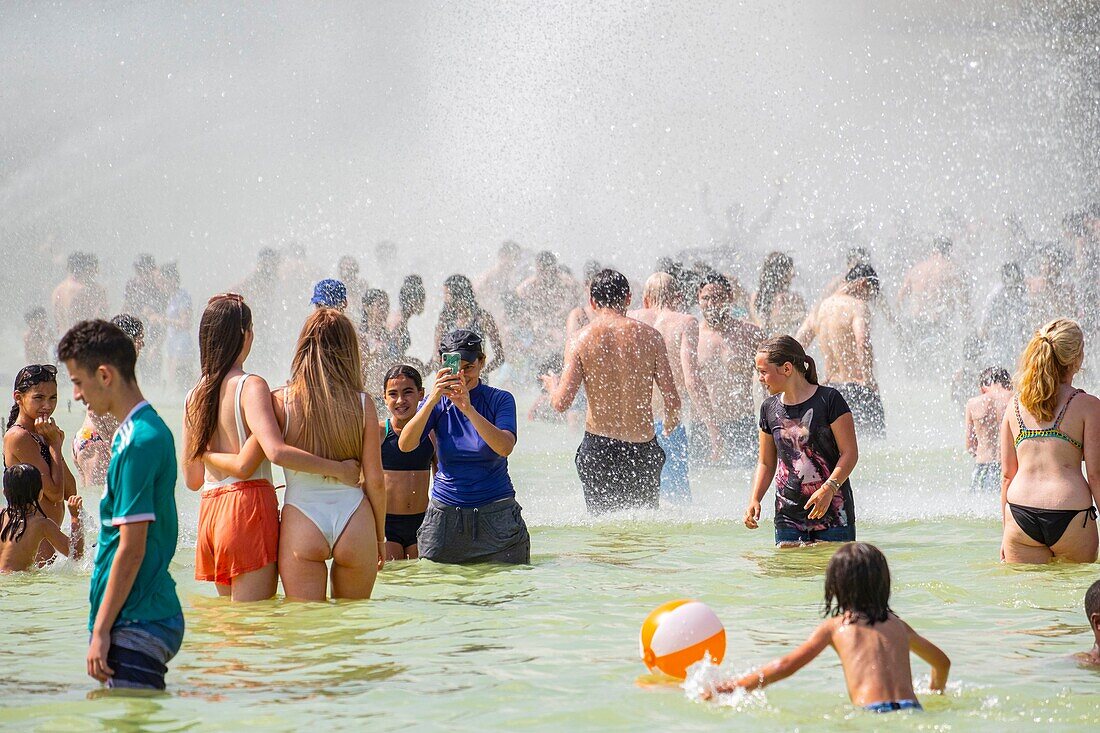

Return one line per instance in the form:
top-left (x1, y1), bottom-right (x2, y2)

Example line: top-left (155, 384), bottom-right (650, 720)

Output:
top-left (1079, 579), bottom-right (1100, 666)
top-left (964, 367), bottom-right (1013, 492)
top-left (0, 464), bottom-right (83, 572)
top-left (706, 542), bottom-right (950, 713)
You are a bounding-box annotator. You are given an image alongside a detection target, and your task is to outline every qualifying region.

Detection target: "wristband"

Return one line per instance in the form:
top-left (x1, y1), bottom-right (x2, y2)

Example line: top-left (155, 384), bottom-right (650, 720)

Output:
top-left (824, 478), bottom-right (841, 493)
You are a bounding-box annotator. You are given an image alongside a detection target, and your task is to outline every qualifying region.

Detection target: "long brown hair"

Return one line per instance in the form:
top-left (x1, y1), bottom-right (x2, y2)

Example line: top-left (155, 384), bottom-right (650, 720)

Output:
top-left (757, 334), bottom-right (819, 384)
top-left (185, 295), bottom-right (252, 461)
top-left (1016, 318), bottom-right (1084, 423)
top-left (286, 308), bottom-right (365, 460)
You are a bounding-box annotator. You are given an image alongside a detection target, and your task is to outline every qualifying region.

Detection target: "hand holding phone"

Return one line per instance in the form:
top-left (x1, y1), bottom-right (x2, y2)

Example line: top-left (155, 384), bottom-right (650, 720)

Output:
top-left (442, 352), bottom-right (461, 376)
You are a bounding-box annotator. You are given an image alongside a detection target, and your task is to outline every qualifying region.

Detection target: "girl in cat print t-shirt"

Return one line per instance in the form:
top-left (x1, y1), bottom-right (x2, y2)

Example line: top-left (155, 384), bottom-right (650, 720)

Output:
top-left (745, 335), bottom-right (860, 547)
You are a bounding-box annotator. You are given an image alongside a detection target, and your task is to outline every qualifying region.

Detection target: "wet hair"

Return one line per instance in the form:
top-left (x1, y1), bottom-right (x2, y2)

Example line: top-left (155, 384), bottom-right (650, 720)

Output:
top-left (757, 335), bottom-right (819, 385)
top-left (399, 275), bottom-right (425, 316)
top-left (1086, 579), bottom-right (1100, 622)
top-left (0, 464), bottom-right (45, 543)
top-left (500, 240), bottom-right (521, 258)
top-left (932, 235), bottom-right (953, 255)
top-left (698, 271), bottom-right (733, 295)
top-left (590, 269), bottom-right (630, 309)
top-left (1015, 318), bottom-right (1084, 423)
top-left (287, 308), bottom-right (365, 461)
top-left (643, 272), bottom-right (680, 308)
top-left (979, 367), bottom-right (1011, 389)
top-left (845, 263), bottom-right (881, 297)
top-left (110, 313), bottom-right (145, 343)
top-left (756, 252), bottom-right (795, 324)
top-left (383, 363), bottom-right (424, 393)
top-left (184, 297), bottom-right (253, 462)
top-left (8, 365), bottom-right (59, 431)
top-left (823, 542), bottom-right (892, 625)
top-left (337, 255), bottom-right (359, 279)
top-left (24, 307), bottom-right (47, 324)
top-left (443, 274), bottom-right (478, 313)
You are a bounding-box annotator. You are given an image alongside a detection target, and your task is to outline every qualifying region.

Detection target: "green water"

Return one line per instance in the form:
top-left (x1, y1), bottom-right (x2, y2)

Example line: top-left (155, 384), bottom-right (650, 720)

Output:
top-left (2, 401), bottom-right (1099, 732)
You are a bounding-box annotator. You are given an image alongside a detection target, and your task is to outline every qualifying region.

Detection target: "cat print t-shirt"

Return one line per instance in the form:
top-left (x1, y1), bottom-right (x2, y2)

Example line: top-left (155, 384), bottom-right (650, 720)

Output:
top-left (759, 386), bottom-right (854, 533)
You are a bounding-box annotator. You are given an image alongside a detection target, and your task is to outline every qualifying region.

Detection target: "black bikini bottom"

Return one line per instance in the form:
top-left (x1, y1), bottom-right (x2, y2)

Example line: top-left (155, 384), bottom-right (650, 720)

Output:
top-left (1008, 503), bottom-right (1098, 547)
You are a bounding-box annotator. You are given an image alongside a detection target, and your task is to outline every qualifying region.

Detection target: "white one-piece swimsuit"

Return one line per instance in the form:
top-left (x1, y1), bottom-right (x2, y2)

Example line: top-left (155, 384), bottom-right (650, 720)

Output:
top-left (281, 391), bottom-right (366, 550)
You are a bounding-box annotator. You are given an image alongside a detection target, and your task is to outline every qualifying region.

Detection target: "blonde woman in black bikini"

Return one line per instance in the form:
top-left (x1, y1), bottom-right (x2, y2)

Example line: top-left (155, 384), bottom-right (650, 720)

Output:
top-left (1000, 318), bottom-right (1100, 564)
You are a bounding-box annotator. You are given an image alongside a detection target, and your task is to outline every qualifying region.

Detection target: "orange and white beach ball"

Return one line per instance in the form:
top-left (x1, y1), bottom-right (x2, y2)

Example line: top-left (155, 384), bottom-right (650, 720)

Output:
top-left (639, 599), bottom-right (726, 679)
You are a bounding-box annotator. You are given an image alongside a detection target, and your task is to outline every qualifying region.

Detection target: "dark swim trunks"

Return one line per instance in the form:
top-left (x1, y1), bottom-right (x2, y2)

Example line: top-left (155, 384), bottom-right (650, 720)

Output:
top-left (575, 432), bottom-right (665, 514)
top-left (385, 512), bottom-right (426, 549)
top-left (829, 383), bottom-right (886, 439)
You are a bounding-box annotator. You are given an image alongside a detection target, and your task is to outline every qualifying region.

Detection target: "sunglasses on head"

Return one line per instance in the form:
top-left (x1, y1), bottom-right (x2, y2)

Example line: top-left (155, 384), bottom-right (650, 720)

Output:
top-left (207, 292), bottom-right (247, 334)
top-left (15, 364), bottom-right (57, 390)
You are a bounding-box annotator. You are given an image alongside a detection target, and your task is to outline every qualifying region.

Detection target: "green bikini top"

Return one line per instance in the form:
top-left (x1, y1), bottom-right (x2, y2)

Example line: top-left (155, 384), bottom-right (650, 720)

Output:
top-left (1013, 390), bottom-right (1084, 451)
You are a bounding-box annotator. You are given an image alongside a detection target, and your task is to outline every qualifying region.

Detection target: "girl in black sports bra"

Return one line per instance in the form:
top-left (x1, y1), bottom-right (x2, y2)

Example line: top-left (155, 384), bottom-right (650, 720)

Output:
top-left (378, 365), bottom-right (435, 561)
top-left (1000, 319), bottom-right (1099, 564)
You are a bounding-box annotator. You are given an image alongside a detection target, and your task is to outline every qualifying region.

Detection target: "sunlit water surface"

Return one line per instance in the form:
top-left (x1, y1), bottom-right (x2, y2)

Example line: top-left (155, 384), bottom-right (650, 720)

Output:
top-left (2, 386), bottom-right (1099, 732)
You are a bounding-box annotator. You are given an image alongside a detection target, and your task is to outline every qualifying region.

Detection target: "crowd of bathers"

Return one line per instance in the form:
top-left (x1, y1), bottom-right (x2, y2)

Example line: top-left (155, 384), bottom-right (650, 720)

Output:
top-left (3, 206), bottom-right (1099, 704)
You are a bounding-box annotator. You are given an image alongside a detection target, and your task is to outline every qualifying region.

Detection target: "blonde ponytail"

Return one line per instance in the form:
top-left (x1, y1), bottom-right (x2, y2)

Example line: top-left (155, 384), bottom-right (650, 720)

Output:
top-left (1015, 318), bottom-right (1084, 423)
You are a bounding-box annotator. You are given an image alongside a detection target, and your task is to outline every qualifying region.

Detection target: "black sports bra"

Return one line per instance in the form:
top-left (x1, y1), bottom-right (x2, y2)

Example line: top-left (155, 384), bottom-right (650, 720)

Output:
top-left (380, 419), bottom-right (434, 472)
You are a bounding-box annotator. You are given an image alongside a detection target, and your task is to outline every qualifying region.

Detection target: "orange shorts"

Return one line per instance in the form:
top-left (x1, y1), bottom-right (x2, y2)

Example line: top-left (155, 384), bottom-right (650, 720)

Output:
top-left (195, 479), bottom-right (279, 585)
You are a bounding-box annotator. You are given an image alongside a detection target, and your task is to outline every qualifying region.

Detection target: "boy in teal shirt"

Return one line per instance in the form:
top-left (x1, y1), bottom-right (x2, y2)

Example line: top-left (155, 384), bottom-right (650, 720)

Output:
top-left (59, 320), bottom-right (183, 690)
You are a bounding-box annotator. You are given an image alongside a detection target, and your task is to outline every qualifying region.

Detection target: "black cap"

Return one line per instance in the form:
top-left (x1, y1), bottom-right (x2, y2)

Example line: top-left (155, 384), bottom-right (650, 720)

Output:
top-left (440, 329), bottom-right (484, 363)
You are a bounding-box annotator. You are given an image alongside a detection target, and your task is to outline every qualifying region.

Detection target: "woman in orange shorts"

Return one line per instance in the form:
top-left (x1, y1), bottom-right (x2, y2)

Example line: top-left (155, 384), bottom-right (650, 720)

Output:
top-left (182, 294), bottom-right (360, 601)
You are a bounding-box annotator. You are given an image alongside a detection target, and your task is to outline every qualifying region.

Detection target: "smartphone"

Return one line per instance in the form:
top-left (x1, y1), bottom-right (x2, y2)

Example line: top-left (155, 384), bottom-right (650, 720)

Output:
top-left (442, 352), bottom-right (461, 376)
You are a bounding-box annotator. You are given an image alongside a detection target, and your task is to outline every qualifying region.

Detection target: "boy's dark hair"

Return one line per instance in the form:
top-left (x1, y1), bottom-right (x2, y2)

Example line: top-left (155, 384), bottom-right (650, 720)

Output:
top-left (1086, 579), bottom-right (1100, 620)
top-left (110, 313), bottom-right (145, 343)
top-left (57, 320), bottom-right (137, 384)
top-left (24, 306), bottom-right (47, 324)
top-left (697, 271), bottom-right (732, 295)
top-left (590, 269), bottom-right (630, 309)
top-left (932, 235), bottom-right (953, 255)
top-left (0, 464), bottom-right (44, 543)
top-left (824, 542), bottom-right (892, 625)
top-left (382, 363), bottom-right (424, 393)
top-left (979, 366), bottom-right (1011, 389)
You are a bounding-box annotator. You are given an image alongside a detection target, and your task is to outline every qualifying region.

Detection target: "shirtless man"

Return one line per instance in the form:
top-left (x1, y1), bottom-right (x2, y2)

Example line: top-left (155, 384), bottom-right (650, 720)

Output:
top-left (337, 255), bottom-right (368, 313)
top-left (896, 236), bottom-right (969, 373)
top-left (964, 367), bottom-right (1013, 492)
top-left (233, 247), bottom-right (284, 375)
top-left (696, 272), bottom-right (766, 466)
top-left (544, 269), bottom-right (681, 514)
top-left (632, 272), bottom-right (715, 503)
top-left (52, 252), bottom-right (109, 337)
top-left (798, 264), bottom-right (885, 439)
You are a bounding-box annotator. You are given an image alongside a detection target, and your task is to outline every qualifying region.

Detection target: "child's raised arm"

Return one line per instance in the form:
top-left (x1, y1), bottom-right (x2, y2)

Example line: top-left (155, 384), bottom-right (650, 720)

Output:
top-left (711, 619), bottom-right (834, 695)
top-left (905, 621), bottom-right (950, 692)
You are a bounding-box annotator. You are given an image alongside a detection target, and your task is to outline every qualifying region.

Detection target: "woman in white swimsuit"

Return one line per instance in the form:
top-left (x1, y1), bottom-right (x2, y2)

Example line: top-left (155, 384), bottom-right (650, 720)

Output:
top-left (275, 308), bottom-right (386, 600)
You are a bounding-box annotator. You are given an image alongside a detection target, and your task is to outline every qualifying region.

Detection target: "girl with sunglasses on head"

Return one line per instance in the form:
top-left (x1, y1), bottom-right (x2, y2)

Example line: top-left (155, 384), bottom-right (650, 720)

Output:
top-left (183, 293), bottom-right (361, 602)
top-left (4, 364), bottom-right (81, 563)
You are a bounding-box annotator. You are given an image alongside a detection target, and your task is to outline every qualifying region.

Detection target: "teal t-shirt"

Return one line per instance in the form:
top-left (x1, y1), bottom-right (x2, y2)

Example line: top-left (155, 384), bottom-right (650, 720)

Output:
top-left (89, 401), bottom-right (181, 631)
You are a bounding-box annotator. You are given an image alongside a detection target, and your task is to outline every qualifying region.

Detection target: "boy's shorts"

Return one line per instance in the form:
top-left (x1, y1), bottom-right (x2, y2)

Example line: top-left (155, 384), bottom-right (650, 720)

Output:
top-left (106, 613), bottom-right (185, 690)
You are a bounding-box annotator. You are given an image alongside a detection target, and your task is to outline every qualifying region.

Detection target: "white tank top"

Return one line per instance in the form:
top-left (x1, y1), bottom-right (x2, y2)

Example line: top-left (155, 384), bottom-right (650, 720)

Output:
top-left (203, 374), bottom-right (273, 490)
top-left (281, 389), bottom-right (365, 492)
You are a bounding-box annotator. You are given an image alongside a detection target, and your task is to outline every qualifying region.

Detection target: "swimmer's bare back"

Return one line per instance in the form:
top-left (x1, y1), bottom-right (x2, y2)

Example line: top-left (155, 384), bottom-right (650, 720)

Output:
top-left (572, 313), bottom-right (679, 443)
